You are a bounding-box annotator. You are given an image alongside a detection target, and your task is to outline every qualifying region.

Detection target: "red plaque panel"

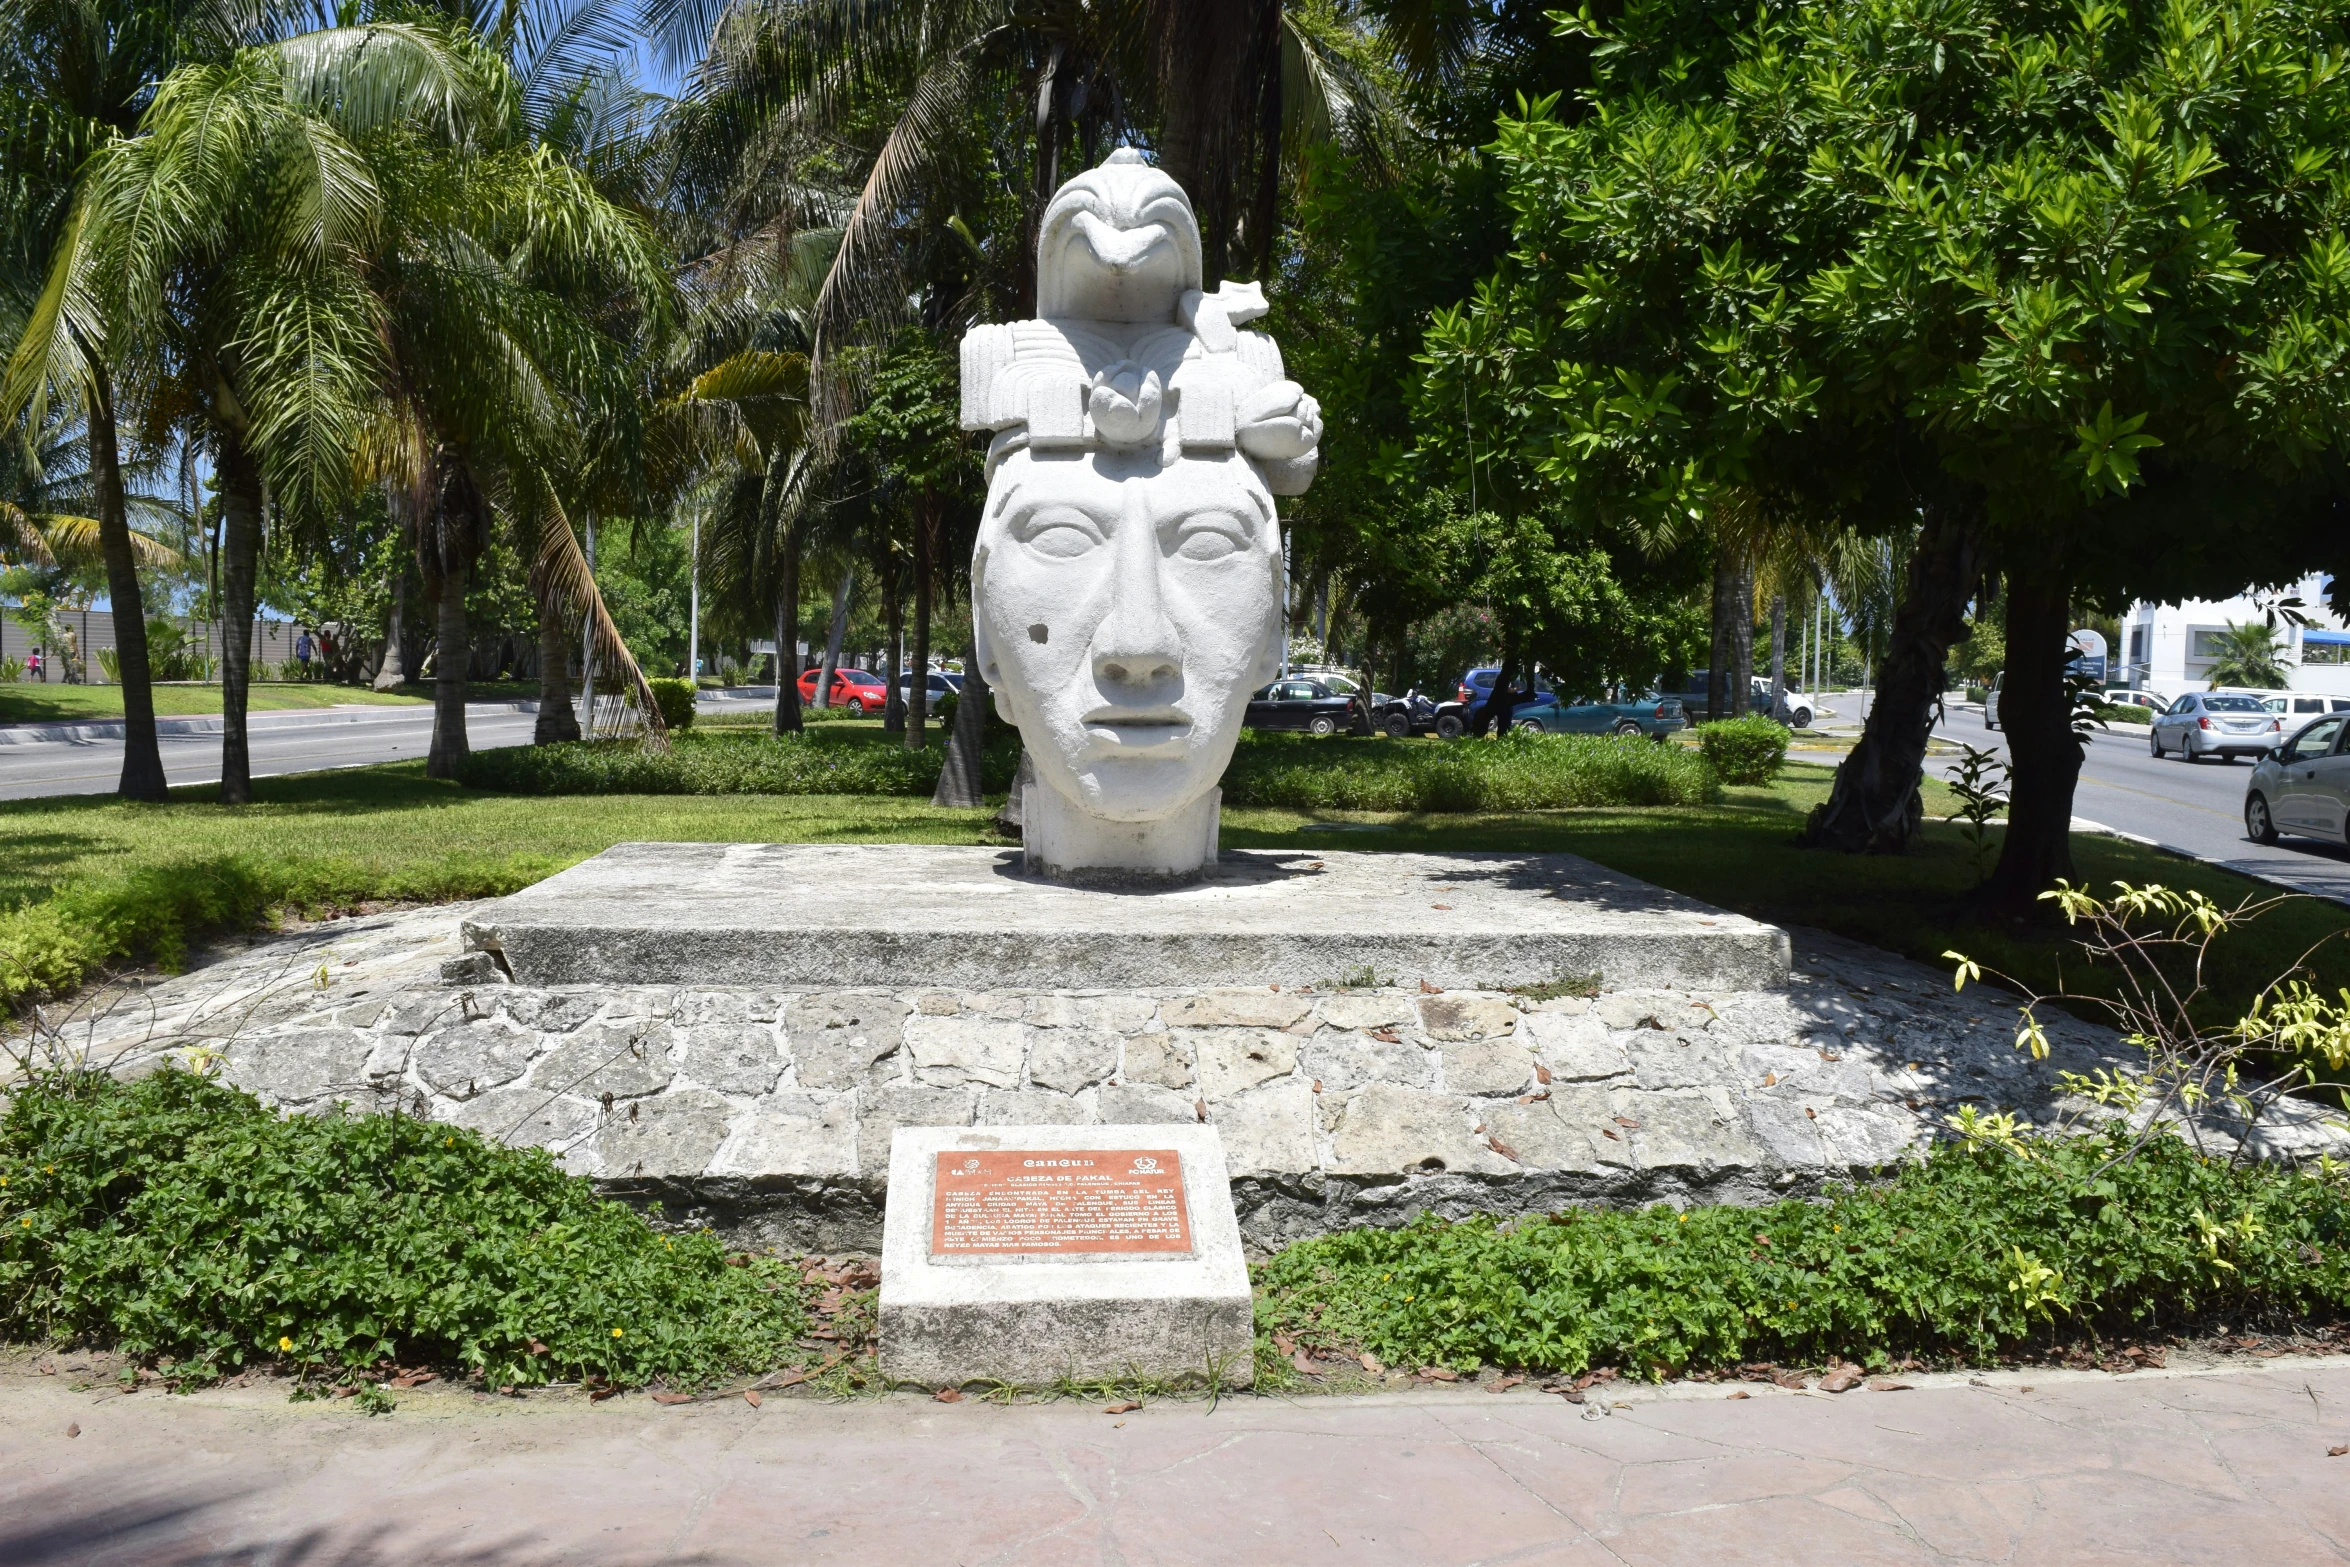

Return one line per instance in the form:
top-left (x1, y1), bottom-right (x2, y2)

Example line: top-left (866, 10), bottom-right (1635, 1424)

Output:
top-left (931, 1149), bottom-right (1192, 1257)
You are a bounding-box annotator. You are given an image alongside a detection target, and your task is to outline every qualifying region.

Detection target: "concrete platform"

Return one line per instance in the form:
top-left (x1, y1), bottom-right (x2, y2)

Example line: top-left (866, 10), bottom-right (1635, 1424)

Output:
top-left (461, 842), bottom-right (1791, 993)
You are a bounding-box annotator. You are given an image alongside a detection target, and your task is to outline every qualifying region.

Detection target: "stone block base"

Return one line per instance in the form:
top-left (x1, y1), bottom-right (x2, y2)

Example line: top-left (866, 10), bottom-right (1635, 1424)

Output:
top-left (877, 1125), bottom-right (1253, 1389)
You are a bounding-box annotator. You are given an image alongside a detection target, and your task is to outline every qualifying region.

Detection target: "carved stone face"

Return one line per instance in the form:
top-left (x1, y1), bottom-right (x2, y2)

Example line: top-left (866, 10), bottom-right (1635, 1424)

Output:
top-left (975, 445), bottom-right (1282, 824)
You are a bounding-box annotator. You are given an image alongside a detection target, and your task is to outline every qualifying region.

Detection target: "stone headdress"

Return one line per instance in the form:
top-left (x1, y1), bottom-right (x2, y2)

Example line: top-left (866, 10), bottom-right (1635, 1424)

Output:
top-left (960, 149), bottom-right (1320, 495)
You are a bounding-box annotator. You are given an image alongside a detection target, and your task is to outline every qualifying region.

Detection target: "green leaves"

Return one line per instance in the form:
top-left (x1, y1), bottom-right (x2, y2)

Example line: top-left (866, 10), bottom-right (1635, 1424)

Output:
top-left (0, 1069), bottom-right (806, 1388)
top-left (2072, 400), bottom-right (2163, 493)
top-left (1255, 1130), bottom-right (2350, 1375)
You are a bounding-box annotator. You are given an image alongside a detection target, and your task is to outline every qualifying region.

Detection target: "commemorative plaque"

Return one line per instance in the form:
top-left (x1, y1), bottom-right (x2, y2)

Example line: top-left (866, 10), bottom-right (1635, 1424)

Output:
top-left (879, 1125), bottom-right (1254, 1389)
top-left (931, 1149), bottom-right (1192, 1257)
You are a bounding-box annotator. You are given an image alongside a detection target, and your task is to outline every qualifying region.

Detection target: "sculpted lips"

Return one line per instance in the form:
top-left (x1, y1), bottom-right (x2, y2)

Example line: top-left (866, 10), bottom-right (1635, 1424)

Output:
top-left (1082, 705), bottom-right (1192, 753)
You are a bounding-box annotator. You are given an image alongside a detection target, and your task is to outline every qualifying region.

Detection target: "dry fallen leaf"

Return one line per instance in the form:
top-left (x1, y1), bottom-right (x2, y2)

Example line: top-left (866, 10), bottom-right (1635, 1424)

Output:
top-left (588, 1387), bottom-right (619, 1402)
top-left (1431, 903), bottom-right (1452, 911)
top-left (650, 1390), bottom-right (694, 1406)
top-left (1762, 1072), bottom-right (1778, 1087)
top-left (1613, 1116), bottom-right (1640, 1128)
top-left (772, 1368), bottom-right (808, 1389)
top-left (527, 1339), bottom-right (549, 1356)
top-left (1416, 1366), bottom-right (1459, 1382)
top-left (1369, 1027), bottom-right (1402, 1044)
top-left (1818, 1051), bottom-right (1842, 1062)
top-left (933, 1388), bottom-right (964, 1403)
top-left (1725, 1391), bottom-right (1750, 1401)
top-left (742, 1389), bottom-right (762, 1408)
top-left (1292, 1349), bottom-right (1323, 1377)
top-left (1420, 981), bottom-right (1442, 995)
top-left (1558, 1387), bottom-right (1586, 1404)
top-left (1487, 1376), bottom-right (1523, 1393)
top-left (64, 1422), bottom-right (79, 1437)
top-left (1817, 1364), bottom-right (1864, 1394)
top-left (1104, 1400), bottom-right (1142, 1414)
top-left (1868, 1380), bottom-right (1915, 1392)
top-left (2330, 1445), bottom-right (2348, 1457)
top-left (1487, 1135), bottom-right (1522, 1162)
top-left (1533, 1063), bottom-right (1552, 1084)
top-left (1805, 1106), bottom-right (1819, 1119)
top-left (1359, 1351), bottom-right (1385, 1374)
top-left (1601, 1128), bottom-right (1620, 1140)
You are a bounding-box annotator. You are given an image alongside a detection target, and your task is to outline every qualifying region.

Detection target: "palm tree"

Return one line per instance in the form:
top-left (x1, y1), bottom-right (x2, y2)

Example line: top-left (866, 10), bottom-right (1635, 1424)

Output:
top-left (0, 0), bottom-right (312, 798)
top-left (2206, 621), bottom-right (2290, 691)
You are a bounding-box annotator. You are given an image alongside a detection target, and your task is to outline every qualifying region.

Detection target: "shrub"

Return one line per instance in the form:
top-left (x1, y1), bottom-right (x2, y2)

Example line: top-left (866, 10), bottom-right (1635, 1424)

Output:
top-left (1253, 1128), bottom-right (2350, 1377)
top-left (0, 1068), bottom-right (802, 1389)
top-left (2105, 704), bottom-right (2153, 725)
top-left (0, 853), bottom-right (553, 1010)
top-left (1220, 731), bottom-right (1719, 813)
top-left (1694, 715), bottom-right (1789, 785)
top-left (646, 677), bottom-right (697, 731)
top-left (456, 726), bottom-right (1021, 799)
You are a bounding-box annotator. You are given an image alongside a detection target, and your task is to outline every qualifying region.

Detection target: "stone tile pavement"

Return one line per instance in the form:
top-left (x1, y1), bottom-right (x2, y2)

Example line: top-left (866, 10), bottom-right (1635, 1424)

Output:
top-left (2, 1358), bottom-right (2346, 1564)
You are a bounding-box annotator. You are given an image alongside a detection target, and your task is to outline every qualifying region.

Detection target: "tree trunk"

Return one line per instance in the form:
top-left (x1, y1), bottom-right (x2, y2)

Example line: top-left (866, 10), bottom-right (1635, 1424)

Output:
top-left (909, 497), bottom-right (934, 746)
top-left (424, 455), bottom-right (485, 779)
top-left (88, 368), bottom-right (164, 801)
top-left (1799, 501), bottom-right (1987, 853)
top-left (1474, 637), bottom-right (1520, 736)
top-left (882, 552), bottom-right (905, 735)
top-left (215, 431), bottom-right (264, 805)
top-left (933, 634), bottom-right (991, 807)
top-left (1728, 558), bottom-right (1756, 716)
top-left (1707, 553), bottom-right (1741, 722)
top-left (374, 493), bottom-right (410, 691)
top-left (1768, 594), bottom-right (1787, 723)
top-left (1982, 567), bottom-right (2083, 912)
top-left (534, 601), bottom-right (580, 744)
top-left (813, 567), bottom-right (852, 710)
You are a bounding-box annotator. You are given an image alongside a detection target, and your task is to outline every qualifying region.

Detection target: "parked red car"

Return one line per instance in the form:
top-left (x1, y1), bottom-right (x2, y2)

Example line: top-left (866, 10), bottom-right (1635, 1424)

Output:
top-left (797, 667), bottom-right (890, 711)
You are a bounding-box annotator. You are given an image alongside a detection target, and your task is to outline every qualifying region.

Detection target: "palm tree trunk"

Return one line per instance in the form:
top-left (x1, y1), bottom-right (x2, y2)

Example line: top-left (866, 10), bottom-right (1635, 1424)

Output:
top-left (1728, 559), bottom-right (1756, 711)
top-left (814, 568), bottom-right (852, 709)
top-left (1707, 553), bottom-right (1738, 722)
top-left (215, 430), bottom-right (264, 805)
top-left (1800, 500), bottom-right (1987, 853)
top-left (534, 601), bottom-right (580, 744)
top-left (87, 366), bottom-right (164, 801)
top-left (426, 546), bottom-right (470, 776)
top-left (933, 632), bottom-right (991, 808)
top-left (908, 496), bottom-right (934, 746)
top-left (1982, 566), bottom-right (2082, 912)
top-left (374, 499), bottom-right (410, 690)
top-left (1767, 594), bottom-right (1787, 723)
top-left (882, 554), bottom-right (905, 735)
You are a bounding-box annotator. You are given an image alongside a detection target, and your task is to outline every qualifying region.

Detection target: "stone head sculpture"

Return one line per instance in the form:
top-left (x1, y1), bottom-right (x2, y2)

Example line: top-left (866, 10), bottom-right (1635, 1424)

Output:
top-left (962, 149), bottom-right (1322, 879)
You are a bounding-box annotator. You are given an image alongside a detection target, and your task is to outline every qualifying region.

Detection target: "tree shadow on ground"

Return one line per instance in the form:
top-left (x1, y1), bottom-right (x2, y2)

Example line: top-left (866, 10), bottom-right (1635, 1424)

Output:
top-left (0, 1476), bottom-right (717, 1567)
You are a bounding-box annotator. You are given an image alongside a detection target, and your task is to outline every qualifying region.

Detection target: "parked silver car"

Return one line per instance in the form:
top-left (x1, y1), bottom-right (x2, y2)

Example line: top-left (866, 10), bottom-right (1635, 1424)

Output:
top-left (2246, 712), bottom-right (2350, 844)
top-left (2149, 691), bottom-right (2282, 762)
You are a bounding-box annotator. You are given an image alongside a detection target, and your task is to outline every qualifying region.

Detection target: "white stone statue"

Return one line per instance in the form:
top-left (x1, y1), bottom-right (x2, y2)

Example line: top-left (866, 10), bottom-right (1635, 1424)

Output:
top-left (962, 149), bottom-right (1322, 880)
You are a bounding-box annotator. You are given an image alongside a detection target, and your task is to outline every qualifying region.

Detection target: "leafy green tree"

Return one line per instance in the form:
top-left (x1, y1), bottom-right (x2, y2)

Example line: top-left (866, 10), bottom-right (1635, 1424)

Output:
top-left (1438, 0), bottom-right (2350, 911)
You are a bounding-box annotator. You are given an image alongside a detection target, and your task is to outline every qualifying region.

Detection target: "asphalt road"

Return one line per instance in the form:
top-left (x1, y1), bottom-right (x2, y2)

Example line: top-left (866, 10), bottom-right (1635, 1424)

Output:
top-left (0, 694), bottom-right (782, 802)
top-left (1869, 692), bottom-right (2350, 905)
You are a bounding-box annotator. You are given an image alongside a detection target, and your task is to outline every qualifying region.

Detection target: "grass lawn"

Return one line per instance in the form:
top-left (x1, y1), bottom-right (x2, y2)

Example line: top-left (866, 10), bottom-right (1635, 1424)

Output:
top-left (2, 755), bottom-right (2344, 1023)
top-left (0, 680), bottom-right (561, 726)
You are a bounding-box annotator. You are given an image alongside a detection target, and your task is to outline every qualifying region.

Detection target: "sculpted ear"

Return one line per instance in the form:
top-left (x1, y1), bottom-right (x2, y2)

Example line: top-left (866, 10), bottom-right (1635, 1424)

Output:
top-left (972, 543), bottom-right (1002, 688)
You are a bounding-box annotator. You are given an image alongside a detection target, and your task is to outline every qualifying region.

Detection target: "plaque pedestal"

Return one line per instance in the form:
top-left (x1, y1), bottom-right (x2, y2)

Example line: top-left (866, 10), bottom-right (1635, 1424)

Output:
top-left (878, 1123), bottom-right (1254, 1390)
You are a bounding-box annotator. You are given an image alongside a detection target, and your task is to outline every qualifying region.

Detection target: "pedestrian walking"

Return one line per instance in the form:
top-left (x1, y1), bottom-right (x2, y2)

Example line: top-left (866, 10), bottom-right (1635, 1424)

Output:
top-left (295, 629), bottom-right (313, 677)
top-left (26, 648), bottom-right (41, 682)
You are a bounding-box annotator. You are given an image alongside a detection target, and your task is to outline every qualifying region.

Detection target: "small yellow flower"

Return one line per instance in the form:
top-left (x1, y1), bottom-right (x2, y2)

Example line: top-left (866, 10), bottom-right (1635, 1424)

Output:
top-left (279, 1336), bottom-right (294, 1352)
top-left (1678, 1214), bottom-right (1688, 1223)
top-left (43, 1165), bottom-right (52, 1173)
top-left (17, 1217), bottom-right (27, 1227)
top-left (612, 1328), bottom-right (624, 1338)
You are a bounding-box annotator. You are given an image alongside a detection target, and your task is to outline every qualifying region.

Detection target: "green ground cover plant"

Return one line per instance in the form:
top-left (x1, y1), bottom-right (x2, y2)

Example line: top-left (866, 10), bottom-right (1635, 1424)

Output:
top-left (645, 678), bottom-right (697, 731)
top-left (0, 1067), bottom-right (805, 1391)
top-left (1252, 1130), bottom-right (2350, 1380)
top-left (1692, 716), bottom-right (1790, 785)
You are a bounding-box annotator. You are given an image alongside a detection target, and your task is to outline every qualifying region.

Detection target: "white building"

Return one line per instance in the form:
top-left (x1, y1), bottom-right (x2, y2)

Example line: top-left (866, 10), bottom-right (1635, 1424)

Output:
top-left (2118, 572), bottom-right (2350, 699)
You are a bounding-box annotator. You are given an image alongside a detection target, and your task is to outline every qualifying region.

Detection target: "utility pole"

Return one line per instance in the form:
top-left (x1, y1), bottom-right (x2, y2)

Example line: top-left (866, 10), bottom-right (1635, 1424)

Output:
top-left (688, 512), bottom-right (701, 684)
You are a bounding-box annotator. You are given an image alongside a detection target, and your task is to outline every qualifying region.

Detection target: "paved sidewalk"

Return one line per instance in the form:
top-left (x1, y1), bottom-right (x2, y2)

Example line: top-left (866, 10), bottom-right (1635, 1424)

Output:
top-left (3, 1359), bottom-right (2347, 1564)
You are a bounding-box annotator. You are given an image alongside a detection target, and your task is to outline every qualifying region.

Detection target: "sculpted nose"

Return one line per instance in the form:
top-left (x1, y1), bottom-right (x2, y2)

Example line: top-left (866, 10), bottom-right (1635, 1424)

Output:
top-left (1094, 507), bottom-right (1180, 694)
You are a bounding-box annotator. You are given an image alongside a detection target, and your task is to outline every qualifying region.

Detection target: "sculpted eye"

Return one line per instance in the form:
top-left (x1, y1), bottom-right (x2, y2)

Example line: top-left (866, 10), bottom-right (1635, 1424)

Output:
top-left (1170, 512), bottom-right (1250, 561)
top-left (1017, 507), bottom-right (1104, 560)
